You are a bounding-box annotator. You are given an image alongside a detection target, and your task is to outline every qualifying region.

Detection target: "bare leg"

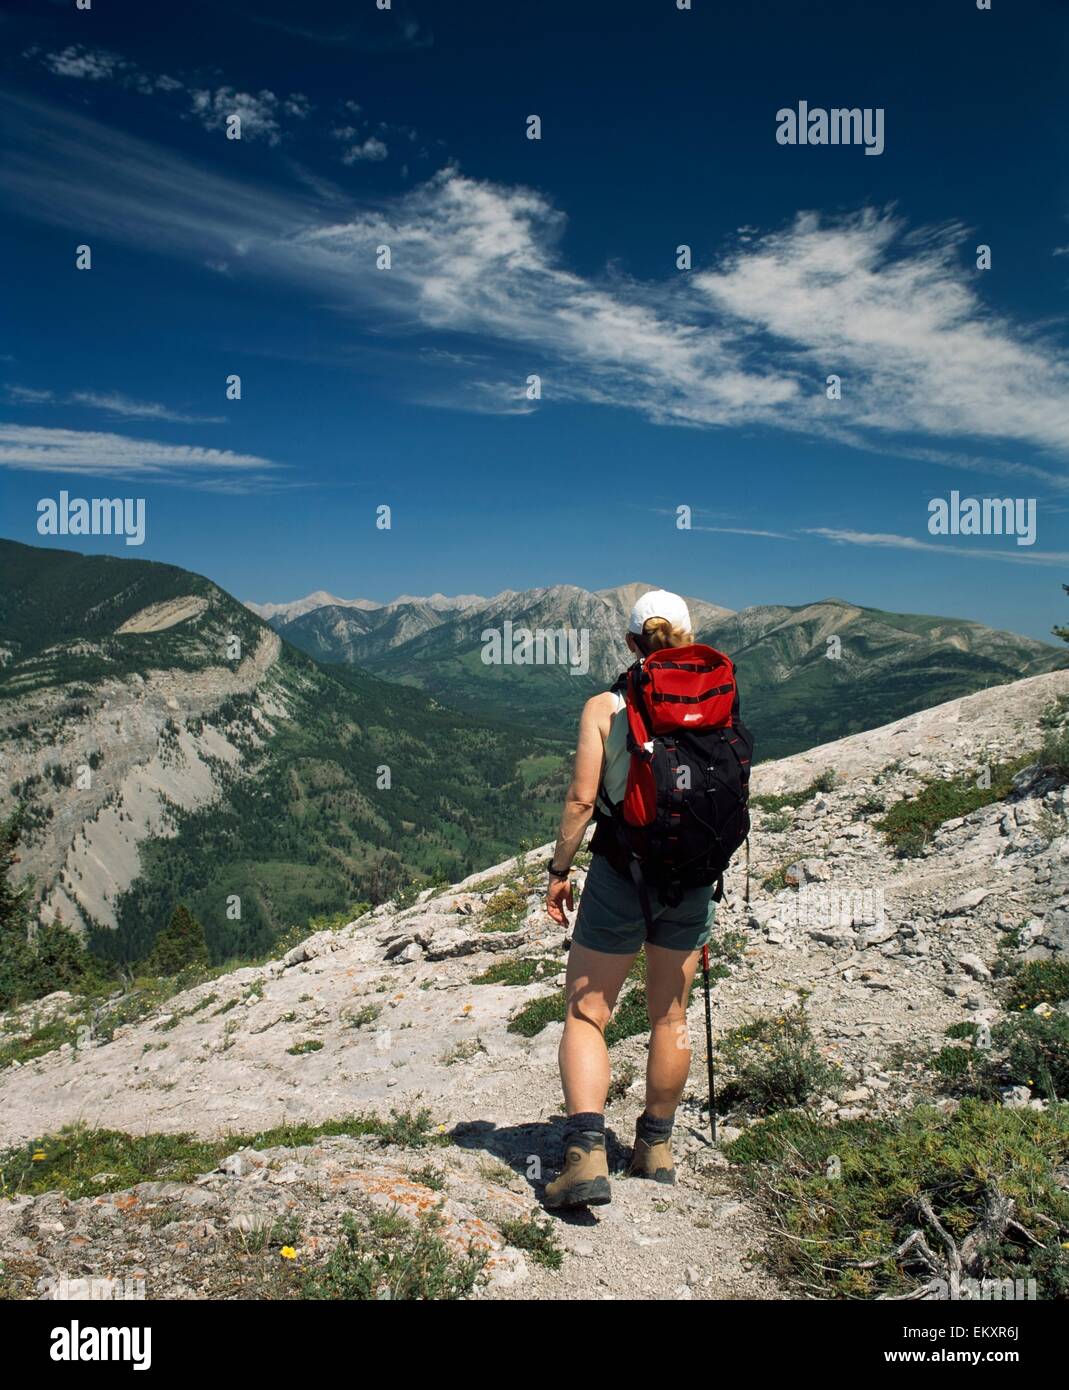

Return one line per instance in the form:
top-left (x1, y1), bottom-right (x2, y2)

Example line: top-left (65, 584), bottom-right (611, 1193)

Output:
top-left (643, 943), bottom-right (702, 1119)
top-left (559, 941), bottom-right (638, 1114)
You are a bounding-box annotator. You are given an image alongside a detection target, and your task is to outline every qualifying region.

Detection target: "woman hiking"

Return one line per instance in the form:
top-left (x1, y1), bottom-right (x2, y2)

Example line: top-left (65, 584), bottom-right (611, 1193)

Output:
top-left (543, 588), bottom-right (751, 1209)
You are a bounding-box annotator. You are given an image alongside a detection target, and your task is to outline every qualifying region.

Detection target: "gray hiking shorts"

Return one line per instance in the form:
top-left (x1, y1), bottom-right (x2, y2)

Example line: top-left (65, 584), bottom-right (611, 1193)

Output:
top-left (571, 853), bottom-right (716, 956)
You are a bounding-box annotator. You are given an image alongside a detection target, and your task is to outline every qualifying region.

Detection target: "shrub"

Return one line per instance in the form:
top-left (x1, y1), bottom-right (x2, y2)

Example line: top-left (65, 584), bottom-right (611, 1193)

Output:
top-left (993, 1012), bottom-right (1069, 1101)
top-left (1004, 960), bottom-right (1069, 1012)
top-left (761, 864), bottom-right (790, 892)
top-left (728, 1099), bottom-right (1069, 1299)
top-left (473, 957), bottom-right (559, 986)
top-left (497, 1213), bottom-right (563, 1270)
top-left (303, 1208), bottom-right (488, 1300)
top-left (751, 776), bottom-right (835, 814)
top-left (1038, 727), bottom-right (1069, 781)
top-left (719, 1006), bottom-right (842, 1114)
top-left (876, 752), bottom-right (1039, 854)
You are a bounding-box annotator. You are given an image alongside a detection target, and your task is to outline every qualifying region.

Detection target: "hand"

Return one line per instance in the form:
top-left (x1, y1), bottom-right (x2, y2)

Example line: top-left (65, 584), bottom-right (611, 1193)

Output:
top-left (546, 874), bottom-right (573, 926)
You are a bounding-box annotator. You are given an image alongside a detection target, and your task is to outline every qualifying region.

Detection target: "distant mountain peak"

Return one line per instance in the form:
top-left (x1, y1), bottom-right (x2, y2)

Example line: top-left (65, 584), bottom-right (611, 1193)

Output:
top-left (245, 591), bottom-right (378, 623)
top-left (385, 592), bottom-right (488, 611)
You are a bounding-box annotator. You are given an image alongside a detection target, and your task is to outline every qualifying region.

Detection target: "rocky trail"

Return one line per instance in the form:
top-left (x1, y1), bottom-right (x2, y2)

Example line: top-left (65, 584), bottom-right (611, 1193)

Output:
top-left (1, 668), bottom-right (1067, 1300)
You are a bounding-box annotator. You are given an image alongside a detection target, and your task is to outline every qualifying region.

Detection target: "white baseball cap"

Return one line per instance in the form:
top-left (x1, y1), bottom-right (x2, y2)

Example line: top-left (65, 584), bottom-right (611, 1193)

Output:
top-left (627, 588), bottom-right (692, 636)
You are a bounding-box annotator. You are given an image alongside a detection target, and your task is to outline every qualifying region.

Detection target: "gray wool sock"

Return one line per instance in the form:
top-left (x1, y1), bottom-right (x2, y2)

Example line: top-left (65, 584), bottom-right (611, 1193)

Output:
top-left (636, 1110), bottom-right (674, 1142)
top-left (563, 1111), bottom-right (605, 1145)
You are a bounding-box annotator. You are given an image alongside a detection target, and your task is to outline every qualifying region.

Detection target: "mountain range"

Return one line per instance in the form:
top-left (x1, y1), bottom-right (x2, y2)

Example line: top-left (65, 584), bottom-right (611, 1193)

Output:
top-left (0, 540), bottom-right (568, 965)
top-left (3, 538), bottom-right (1064, 971)
top-left (259, 582), bottom-right (1067, 760)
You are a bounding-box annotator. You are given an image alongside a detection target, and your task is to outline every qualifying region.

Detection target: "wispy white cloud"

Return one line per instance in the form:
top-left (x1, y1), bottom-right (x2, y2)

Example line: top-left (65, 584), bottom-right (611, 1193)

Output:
top-left (413, 378), bottom-right (537, 416)
top-left (691, 524), bottom-right (795, 539)
top-left (6, 384), bottom-right (55, 404)
top-left (0, 423), bottom-right (283, 490)
top-left (805, 528), bottom-right (1069, 567)
top-left (31, 44), bottom-right (183, 97)
top-left (188, 86), bottom-right (296, 146)
top-left (41, 46), bottom-right (124, 81)
top-left (840, 439), bottom-right (1069, 494)
top-left (340, 136), bottom-right (388, 164)
top-left (69, 391), bottom-right (225, 425)
top-left (696, 210), bottom-right (1069, 456)
top-left (29, 46), bottom-right (311, 147)
top-left (6, 383), bottom-right (223, 424)
top-left (5, 92), bottom-right (1069, 475)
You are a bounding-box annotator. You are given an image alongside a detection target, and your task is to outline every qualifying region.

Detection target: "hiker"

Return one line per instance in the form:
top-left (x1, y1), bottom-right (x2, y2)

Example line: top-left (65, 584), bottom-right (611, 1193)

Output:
top-left (543, 589), bottom-right (751, 1209)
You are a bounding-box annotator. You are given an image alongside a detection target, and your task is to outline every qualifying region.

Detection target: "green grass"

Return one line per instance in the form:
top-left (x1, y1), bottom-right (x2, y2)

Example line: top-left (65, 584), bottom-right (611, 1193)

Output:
top-left (345, 1003), bottom-right (382, 1028)
top-left (606, 1059), bottom-right (638, 1104)
top-left (440, 1037), bottom-right (486, 1066)
top-left (718, 1006), bottom-right (843, 1115)
top-left (750, 773), bottom-right (837, 814)
top-left (497, 1213), bottom-right (564, 1270)
top-left (505, 951), bottom-right (658, 1044)
top-left (760, 863), bottom-right (790, 893)
top-left (479, 881), bottom-right (536, 933)
top-left (507, 991), bottom-right (567, 1037)
top-left (705, 927), bottom-right (747, 982)
top-left (0, 1107), bottom-right (450, 1201)
top-left (930, 950), bottom-right (1069, 1103)
top-left (728, 1098), bottom-right (1069, 1299)
top-left (302, 1207), bottom-right (488, 1300)
top-left (473, 956), bottom-right (560, 986)
top-left (1004, 961), bottom-right (1069, 1012)
top-left (1039, 726), bottom-right (1069, 779)
top-left (604, 985), bottom-right (649, 1047)
top-left (410, 1163), bottom-right (447, 1191)
top-left (875, 750), bottom-right (1042, 855)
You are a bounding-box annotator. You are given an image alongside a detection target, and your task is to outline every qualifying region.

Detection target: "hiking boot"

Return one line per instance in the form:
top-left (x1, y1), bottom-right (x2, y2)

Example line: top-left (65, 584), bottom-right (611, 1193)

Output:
top-left (543, 1131), bottom-right (611, 1209)
top-left (627, 1129), bottom-right (676, 1185)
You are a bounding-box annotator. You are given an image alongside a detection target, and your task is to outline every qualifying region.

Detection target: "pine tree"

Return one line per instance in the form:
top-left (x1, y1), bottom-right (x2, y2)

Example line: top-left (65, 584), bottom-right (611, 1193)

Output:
top-left (1055, 584), bottom-right (1069, 645)
top-left (0, 806), bottom-right (31, 936)
top-left (0, 805), bottom-right (107, 1007)
top-left (145, 903), bottom-right (209, 976)
top-left (0, 806), bottom-right (34, 1006)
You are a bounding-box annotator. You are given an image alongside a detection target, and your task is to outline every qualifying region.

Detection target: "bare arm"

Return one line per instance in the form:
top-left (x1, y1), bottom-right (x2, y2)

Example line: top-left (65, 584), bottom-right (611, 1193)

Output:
top-left (546, 693), bottom-right (613, 925)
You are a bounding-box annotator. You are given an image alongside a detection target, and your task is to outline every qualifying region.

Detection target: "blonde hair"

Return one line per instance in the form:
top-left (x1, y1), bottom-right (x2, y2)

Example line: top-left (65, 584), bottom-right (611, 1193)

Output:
top-left (640, 616), bottom-right (693, 653)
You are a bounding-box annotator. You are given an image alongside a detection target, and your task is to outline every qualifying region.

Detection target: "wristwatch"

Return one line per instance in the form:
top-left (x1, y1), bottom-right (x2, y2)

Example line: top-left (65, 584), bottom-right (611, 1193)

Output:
top-left (547, 857), bottom-right (571, 879)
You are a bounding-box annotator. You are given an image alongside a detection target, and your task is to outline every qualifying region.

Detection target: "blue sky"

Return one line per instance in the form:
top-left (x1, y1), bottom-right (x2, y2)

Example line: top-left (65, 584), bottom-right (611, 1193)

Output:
top-left (1, 0), bottom-right (1067, 641)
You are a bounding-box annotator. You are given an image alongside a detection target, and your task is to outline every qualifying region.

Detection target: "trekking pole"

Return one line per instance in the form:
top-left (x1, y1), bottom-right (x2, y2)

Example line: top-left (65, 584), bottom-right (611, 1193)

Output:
top-left (701, 942), bottom-right (716, 1143)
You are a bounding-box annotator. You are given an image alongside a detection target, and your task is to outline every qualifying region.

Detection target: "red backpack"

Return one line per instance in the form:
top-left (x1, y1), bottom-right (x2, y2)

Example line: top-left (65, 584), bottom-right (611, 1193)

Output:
top-left (591, 643), bottom-right (753, 915)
